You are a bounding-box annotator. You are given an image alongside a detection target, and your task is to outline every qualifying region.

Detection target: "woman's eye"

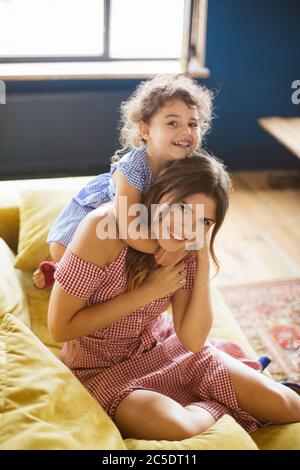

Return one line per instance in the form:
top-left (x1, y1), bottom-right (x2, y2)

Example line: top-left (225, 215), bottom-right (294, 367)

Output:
top-left (168, 121), bottom-right (177, 127)
top-left (197, 218), bottom-right (210, 226)
top-left (179, 203), bottom-right (189, 214)
top-left (189, 122), bottom-right (199, 128)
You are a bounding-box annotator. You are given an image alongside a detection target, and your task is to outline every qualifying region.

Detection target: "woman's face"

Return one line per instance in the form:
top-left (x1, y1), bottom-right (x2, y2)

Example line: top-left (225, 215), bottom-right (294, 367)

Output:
top-left (153, 192), bottom-right (216, 252)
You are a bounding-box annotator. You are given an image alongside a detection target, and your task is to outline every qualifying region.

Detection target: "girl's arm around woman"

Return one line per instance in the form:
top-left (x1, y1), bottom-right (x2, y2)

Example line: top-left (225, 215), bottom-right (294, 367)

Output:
top-left (48, 210), bottom-right (186, 342)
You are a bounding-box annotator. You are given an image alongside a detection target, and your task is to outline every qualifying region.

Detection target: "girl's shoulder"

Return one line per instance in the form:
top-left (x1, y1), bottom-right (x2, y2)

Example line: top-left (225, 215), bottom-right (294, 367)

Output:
top-left (116, 146), bottom-right (148, 170)
top-left (111, 146), bottom-right (153, 194)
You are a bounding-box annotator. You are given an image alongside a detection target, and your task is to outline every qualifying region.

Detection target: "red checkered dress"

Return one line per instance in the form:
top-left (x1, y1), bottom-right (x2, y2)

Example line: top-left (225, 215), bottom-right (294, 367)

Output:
top-left (55, 245), bottom-right (266, 434)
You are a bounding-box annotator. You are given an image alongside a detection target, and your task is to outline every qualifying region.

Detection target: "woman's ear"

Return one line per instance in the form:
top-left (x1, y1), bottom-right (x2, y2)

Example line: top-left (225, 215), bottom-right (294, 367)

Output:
top-left (139, 121), bottom-right (150, 141)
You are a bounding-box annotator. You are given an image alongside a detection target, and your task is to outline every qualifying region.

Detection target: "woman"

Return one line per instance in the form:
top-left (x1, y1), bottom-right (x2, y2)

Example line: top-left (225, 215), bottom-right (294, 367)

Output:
top-left (48, 154), bottom-right (300, 441)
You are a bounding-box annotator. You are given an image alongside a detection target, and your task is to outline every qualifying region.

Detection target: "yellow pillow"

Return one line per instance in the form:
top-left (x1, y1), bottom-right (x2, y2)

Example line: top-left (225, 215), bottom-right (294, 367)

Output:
top-left (126, 414), bottom-right (258, 450)
top-left (252, 423), bottom-right (300, 450)
top-left (0, 311), bottom-right (126, 450)
top-left (209, 283), bottom-right (258, 358)
top-left (15, 179), bottom-right (90, 271)
top-left (0, 238), bottom-right (31, 328)
top-left (22, 270), bottom-right (62, 357)
top-left (0, 184), bottom-right (21, 253)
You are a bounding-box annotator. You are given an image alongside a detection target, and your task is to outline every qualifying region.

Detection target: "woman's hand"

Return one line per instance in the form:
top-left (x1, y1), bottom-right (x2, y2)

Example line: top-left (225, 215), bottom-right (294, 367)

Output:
top-left (194, 234), bottom-right (210, 278)
top-left (141, 260), bottom-right (186, 301)
top-left (186, 233), bottom-right (210, 275)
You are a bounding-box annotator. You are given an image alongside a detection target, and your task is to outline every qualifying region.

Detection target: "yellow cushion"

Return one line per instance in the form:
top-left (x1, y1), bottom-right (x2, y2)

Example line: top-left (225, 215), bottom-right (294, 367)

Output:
top-left (0, 311), bottom-right (126, 450)
top-left (209, 283), bottom-right (258, 358)
top-left (22, 270), bottom-right (62, 357)
top-left (14, 177), bottom-right (91, 271)
top-left (252, 423), bottom-right (300, 450)
top-left (0, 238), bottom-right (31, 328)
top-left (0, 198), bottom-right (19, 253)
top-left (125, 414), bottom-right (258, 450)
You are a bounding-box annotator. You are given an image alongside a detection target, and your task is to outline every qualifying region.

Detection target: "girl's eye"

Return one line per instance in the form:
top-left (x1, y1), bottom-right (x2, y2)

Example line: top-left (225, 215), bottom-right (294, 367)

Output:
top-left (168, 121), bottom-right (177, 127)
top-left (189, 122), bottom-right (199, 128)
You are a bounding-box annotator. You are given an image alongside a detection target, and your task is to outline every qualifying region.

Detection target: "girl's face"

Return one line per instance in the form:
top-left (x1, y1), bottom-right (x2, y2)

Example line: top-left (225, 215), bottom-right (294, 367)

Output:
top-left (153, 192), bottom-right (216, 253)
top-left (140, 99), bottom-right (201, 164)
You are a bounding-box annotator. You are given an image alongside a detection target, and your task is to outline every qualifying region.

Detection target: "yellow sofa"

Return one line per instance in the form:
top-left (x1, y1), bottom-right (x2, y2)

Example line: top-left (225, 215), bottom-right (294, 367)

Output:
top-left (0, 176), bottom-right (299, 450)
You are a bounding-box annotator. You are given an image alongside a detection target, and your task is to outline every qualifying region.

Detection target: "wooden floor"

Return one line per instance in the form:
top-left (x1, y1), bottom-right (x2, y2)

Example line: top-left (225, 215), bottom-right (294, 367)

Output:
top-left (213, 170), bottom-right (300, 287)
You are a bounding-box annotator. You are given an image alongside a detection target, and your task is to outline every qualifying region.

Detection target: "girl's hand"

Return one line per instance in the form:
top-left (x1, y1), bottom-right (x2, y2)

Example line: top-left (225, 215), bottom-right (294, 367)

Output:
top-left (154, 247), bottom-right (187, 266)
top-left (142, 260), bottom-right (186, 301)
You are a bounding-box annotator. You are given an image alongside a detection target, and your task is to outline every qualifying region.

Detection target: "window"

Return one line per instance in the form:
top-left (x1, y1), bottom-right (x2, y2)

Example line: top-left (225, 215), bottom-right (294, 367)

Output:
top-left (0, 0), bottom-right (208, 78)
top-left (109, 0), bottom-right (185, 59)
top-left (0, 0), bottom-right (104, 60)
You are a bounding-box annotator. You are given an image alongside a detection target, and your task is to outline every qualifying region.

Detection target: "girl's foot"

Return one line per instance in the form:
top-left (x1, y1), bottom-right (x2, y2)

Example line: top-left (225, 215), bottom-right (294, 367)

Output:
top-left (32, 261), bottom-right (56, 289)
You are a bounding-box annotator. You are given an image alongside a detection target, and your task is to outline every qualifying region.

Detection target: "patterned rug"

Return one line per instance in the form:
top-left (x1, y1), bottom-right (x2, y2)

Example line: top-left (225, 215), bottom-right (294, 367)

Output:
top-left (219, 280), bottom-right (300, 383)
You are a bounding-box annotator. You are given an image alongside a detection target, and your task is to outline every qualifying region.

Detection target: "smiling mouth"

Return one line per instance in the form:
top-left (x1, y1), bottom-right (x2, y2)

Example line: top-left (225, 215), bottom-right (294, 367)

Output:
top-left (168, 227), bottom-right (197, 244)
top-left (172, 140), bottom-right (191, 151)
top-left (169, 228), bottom-right (188, 243)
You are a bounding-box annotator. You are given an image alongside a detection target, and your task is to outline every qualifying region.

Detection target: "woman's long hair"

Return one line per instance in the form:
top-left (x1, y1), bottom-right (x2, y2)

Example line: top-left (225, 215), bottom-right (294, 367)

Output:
top-left (125, 152), bottom-right (232, 291)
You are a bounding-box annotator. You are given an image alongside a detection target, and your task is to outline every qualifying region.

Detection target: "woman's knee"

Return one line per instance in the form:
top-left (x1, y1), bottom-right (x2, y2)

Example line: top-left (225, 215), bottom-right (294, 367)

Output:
top-left (50, 242), bottom-right (66, 262)
top-left (114, 390), bottom-right (202, 441)
top-left (184, 405), bottom-right (216, 435)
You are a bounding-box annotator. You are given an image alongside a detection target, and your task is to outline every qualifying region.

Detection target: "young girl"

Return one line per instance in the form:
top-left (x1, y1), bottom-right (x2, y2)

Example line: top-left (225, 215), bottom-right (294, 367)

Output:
top-left (48, 155), bottom-right (300, 440)
top-left (33, 73), bottom-right (213, 288)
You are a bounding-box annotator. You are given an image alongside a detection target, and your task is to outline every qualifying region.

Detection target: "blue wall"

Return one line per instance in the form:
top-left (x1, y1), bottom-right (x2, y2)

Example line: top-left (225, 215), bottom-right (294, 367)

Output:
top-left (204, 0), bottom-right (300, 171)
top-left (0, 0), bottom-right (299, 179)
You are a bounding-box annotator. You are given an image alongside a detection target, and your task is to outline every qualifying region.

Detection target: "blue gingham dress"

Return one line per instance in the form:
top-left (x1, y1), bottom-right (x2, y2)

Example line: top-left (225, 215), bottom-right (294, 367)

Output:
top-left (47, 146), bottom-right (154, 246)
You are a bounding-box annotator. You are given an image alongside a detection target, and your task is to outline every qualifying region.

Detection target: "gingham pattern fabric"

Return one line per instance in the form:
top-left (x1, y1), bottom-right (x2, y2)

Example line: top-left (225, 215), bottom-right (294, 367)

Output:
top-left (47, 146), bottom-right (153, 246)
top-left (110, 145), bottom-right (154, 195)
top-left (55, 245), bottom-right (265, 434)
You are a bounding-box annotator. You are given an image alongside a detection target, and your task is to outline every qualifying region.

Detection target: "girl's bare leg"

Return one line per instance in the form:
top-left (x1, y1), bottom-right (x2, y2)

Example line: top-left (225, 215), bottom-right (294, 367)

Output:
top-left (33, 242), bottom-right (66, 288)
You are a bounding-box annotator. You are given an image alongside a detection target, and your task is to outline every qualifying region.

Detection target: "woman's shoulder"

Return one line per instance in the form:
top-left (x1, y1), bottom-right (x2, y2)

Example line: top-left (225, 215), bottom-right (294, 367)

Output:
top-left (68, 205), bottom-right (124, 269)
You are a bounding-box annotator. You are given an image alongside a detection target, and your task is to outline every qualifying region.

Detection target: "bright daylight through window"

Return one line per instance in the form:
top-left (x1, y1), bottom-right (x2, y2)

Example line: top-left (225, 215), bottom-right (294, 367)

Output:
top-left (0, 0), bottom-right (104, 58)
top-left (0, 0), bottom-right (185, 60)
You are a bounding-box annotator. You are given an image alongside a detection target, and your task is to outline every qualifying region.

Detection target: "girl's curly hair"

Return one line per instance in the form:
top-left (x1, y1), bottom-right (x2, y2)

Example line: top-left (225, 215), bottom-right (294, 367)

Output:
top-left (112, 74), bottom-right (213, 162)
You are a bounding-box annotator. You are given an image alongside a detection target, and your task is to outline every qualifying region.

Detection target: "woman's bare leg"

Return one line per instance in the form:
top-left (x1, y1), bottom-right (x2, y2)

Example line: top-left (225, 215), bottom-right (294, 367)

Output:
top-left (33, 242), bottom-right (66, 288)
top-left (115, 389), bottom-right (215, 440)
top-left (220, 350), bottom-right (300, 424)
